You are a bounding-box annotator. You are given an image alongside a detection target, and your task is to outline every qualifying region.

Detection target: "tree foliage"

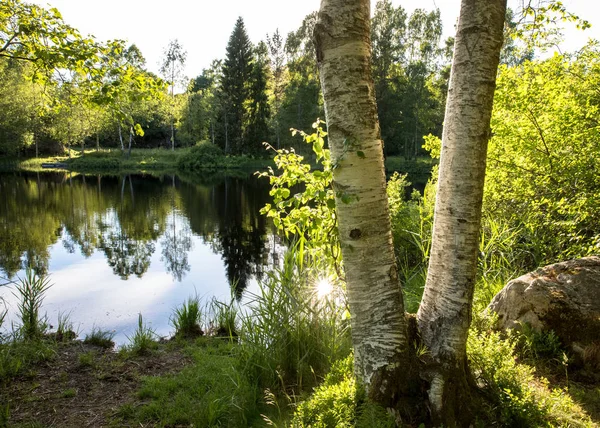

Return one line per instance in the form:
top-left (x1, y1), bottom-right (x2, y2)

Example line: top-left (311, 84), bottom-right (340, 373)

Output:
top-left (486, 43), bottom-right (600, 263)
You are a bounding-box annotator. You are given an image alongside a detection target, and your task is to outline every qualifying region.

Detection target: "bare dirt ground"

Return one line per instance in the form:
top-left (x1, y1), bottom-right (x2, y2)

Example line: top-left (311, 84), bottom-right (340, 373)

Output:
top-left (1, 342), bottom-right (190, 427)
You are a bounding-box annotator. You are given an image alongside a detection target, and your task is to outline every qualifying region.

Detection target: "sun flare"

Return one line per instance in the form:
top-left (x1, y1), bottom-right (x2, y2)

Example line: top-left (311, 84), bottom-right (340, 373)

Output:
top-left (316, 278), bottom-right (333, 299)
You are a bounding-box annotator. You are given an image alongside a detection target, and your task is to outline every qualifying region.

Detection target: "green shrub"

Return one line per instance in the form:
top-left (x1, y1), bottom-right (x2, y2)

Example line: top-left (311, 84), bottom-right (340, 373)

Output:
top-left (177, 141), bottom-right (225, 171)
top-left (486, 47), bottom-right (600, 264)
top-left (468, 315), bottom-right (593, 427)
top-left (292, 355), bottom-right (395, 428)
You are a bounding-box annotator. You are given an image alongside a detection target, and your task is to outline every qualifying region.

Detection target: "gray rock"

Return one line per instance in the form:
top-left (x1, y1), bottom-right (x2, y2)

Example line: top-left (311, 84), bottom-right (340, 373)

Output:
top-left (487, 257), bottom-right (600, 352)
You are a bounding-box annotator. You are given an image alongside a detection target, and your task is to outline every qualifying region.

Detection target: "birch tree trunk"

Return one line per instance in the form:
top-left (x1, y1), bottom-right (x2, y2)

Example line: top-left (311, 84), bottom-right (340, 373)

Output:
top-left (127, 126), bottom-right (133, 159)
top-left (416, 0), bottom-right (506, 424)
top-left (118, 125), bottom-right (124, 153)
top-left (314, 0), bottom-right (416, 405)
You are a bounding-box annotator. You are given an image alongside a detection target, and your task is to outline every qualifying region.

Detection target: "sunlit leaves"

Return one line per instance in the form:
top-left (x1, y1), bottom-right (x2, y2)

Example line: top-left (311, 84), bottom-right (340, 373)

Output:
top-left (507, 0), bottom-right (591, 53)
top-left (258, 120), bottom-right (340, 270)
top-left (0, 0), bottom-right (100, 79)
top-left (486, 43), bottom-right (600, 261)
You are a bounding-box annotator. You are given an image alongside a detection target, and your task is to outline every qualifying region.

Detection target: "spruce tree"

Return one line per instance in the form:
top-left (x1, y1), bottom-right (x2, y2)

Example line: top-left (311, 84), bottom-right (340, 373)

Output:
top-left (245, 41), bottom-right (271, 153)
top-left (221, 17), bottom-right (253, 154)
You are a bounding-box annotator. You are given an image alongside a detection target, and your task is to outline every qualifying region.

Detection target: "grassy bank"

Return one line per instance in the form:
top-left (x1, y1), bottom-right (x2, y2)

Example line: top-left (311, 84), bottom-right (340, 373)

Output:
top-left (16, 147), bottom-right (275, 175)
top-left (11, 148), bottom-right (434, 182)
top-left (2, 257), bottom-right (599, 427)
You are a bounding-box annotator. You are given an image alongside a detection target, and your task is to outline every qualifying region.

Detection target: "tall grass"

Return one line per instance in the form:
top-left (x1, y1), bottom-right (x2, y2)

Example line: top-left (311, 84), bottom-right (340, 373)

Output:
top-left (239, 248), bottom-right (351, 394)
top-left (12, 269), bottom-right (52, 340)
top-left (83, 326), bottom-right (115, 349)
top-left (171, 295), bottom-right (204, 338)
top-left (125, 313), bottom-right (158, 355)
top-left (55, 311), bottom-right (77, 342)
top-left (209, 297), bottom-right (237, 338)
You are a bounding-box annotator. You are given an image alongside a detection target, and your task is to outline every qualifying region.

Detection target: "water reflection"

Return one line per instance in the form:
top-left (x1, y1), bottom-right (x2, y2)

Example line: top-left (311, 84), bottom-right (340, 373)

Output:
top-left (0, 170), bottom-right (280, 342)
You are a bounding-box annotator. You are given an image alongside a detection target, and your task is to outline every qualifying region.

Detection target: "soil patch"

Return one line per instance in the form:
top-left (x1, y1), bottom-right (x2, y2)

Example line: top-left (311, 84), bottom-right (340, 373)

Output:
top-left (1, 341), bottom-right (190, 427)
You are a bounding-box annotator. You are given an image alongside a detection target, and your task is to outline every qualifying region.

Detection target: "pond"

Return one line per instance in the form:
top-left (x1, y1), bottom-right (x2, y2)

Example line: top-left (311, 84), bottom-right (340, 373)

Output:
top-left (0, 170), bottom-right (283, 344)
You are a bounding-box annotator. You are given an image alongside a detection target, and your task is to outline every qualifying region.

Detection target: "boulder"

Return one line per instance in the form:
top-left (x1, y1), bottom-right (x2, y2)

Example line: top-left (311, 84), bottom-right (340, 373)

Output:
top-left (487, 257), bottom-right (600, 364)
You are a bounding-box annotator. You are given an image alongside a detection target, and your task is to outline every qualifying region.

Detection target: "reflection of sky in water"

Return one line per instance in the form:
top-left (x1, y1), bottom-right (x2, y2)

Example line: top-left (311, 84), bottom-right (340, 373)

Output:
top-left (0, 173), bottom-right (283, 345)
top-left (1, 229), bottom-right (269, 345)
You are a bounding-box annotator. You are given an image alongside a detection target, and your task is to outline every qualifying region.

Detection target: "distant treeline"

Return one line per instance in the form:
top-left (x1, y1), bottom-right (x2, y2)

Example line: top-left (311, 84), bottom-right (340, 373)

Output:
top-left (0, 0), bottom-right (530, 159)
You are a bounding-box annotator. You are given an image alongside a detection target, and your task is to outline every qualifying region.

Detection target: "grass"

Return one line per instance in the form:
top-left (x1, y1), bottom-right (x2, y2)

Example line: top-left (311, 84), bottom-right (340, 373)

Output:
top-left (170, 295), bottom-right (204, 339)
top-left (118, 338), bottom-right (261, 427)
top-left (209, 297), bottom-right (237, 338)
top-left (83, 327), bottom-right (115, 349)
top-left (124, 314), bottom-right (158, 355)
top-left (12, 269), bottom-right (52, 340)
top-left (0, 339), bottom-right (55, 382)
top-left (61, 388), bottom-right (77, 398)
top-left (17, 146), bottom-right (275, 175)
top-left (239, 249), bottom-right (351, 394)
top-left (55, 311), bottom-right (77, 342)
top-left (77, 351), bottom-right (96, 368)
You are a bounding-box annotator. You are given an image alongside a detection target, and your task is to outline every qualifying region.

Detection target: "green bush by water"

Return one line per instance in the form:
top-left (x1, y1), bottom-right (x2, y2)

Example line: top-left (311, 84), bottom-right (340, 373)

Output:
top-left (177, 141), bottom-right (272, 172)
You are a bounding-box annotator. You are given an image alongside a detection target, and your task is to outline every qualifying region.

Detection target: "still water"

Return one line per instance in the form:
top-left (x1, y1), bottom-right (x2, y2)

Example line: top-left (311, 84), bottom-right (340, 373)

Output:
top-left (0, 170), bottom-right (282, 344)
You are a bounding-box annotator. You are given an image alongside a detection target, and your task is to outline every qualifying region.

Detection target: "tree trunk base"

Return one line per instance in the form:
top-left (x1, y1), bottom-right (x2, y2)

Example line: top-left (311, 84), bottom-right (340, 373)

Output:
top-left (367, 314), bottom-right (428, 425)
top-left (368, 314), bottom-right (482, 427)
top-left (424, 360), bottom-right (480, 427)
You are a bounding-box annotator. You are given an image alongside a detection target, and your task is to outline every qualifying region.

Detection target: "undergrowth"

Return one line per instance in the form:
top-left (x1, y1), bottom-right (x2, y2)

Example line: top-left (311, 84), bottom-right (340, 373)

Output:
top-left (119, 338), bottom-right (261, 427)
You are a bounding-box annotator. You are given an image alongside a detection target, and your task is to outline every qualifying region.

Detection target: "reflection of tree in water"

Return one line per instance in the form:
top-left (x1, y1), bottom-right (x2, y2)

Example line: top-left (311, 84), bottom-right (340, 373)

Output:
top-left (97, 175), bottom-right (168, 279)
top-left (179, 174), bottom-right (272, 297)
top-left (0, 171), bottom-right (62, 277)
top-left (0, 171), bottom-right (274, 292)
top-left (100, 226), bottom-right (155, 279)
top-left (159, 176), bottom-right (193, 282)
top-left (160, 218), bottom-right (193, 281)
top-left (213, 223), bottom-right (268, 298)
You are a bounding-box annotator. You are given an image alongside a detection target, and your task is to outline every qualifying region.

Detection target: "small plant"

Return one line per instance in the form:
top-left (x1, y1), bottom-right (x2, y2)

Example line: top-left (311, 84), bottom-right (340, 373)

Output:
top-left (61, 388), bottom-right (77, 398)
top-left (78, 351), bottom-right (96, 368)
top-left (55, 311), bottom-right (77, 342)
top-left (515, 322), bottom-right (564, 360)
top-left (12, 269), bottom-right (52, 340)
top-left (84, 327), bottom-right (115, 349)
top-left (171, 295), bottom-right (203, 338)
top-left (209, 297), bottom-right (237, 338)
top-left (0, 297), bottom-right (7, 342)
top-left (126, 314), bottom-right (157, 355)
top-left (468, 314), bottom-right (592, 426)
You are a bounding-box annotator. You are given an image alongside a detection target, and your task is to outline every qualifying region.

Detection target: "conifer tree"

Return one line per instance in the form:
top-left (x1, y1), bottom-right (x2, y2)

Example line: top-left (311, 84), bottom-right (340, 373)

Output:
top-left (245, 41), bottom-right (271, 153)
top-left (221, 17), bottom-right (253, 154)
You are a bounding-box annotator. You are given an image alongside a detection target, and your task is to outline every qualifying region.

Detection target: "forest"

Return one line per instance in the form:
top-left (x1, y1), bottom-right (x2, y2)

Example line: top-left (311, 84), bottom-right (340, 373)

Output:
top-left (0, 1), bottom-right (455, 159)
top-left (1, 0), bottom-right (600, 427)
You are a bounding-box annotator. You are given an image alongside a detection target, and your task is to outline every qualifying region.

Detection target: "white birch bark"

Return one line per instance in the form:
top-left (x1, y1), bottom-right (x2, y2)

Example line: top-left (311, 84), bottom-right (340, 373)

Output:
top-left (314, 0), bottom-right (409, 394)
top-left (118, 125), bottom-right (124, 152)
top-left (416, 0), bottom-right (506, 422)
